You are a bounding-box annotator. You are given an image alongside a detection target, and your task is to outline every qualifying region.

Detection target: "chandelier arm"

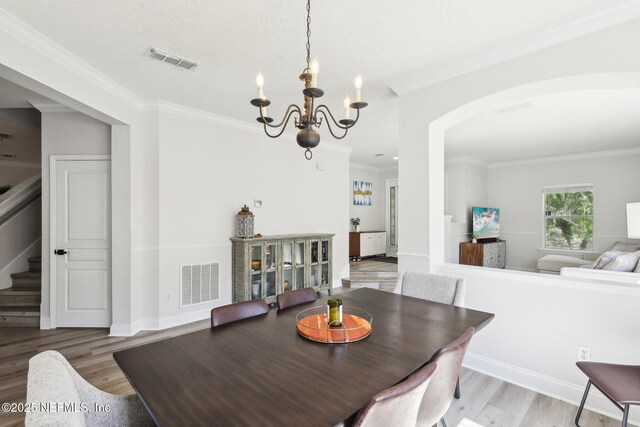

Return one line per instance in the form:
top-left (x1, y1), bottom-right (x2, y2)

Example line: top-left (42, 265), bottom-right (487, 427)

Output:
top-left (263, 109), bottom-right (302, 138)
top-left (314, 104), bottom-right (360, 130)
top-left (260, 104), bottom-right (302, 129)
top-left (314, 109), bottom-right (349, 140)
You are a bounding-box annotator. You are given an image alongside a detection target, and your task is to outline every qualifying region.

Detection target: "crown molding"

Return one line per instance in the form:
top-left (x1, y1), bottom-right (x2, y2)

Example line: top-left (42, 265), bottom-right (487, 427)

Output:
top-left (488, 146), bottom-right (640, 169)
top-left (350, 161), bottom-right (398, 173)
top-left (445, 156), bottom-right (490, 168)
top-left (0, 6), bottom-right (143, 109)
top-left (389, 0), bottom-right (640, 95)
top-left (143, 100), bottom-right (352, 154)
top-left (29, 100), bottom-right (74, 113)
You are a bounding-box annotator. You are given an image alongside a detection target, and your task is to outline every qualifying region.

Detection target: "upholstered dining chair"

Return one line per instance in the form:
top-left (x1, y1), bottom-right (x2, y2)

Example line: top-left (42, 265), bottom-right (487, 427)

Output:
top-left (575, 361), bottom-right (640, 427)
top-left (210, 299), bottom-right (270, 327)
top-left (393, 271), bottom-right (466, 399)
top-left (416, 327), bottom-right (475, 427)
top-left (351, 362), bottom-right (438, 427)
top-left (276, 287), bottom-right (319, 310)
top-left (26, 350), bottom-right (153, 427)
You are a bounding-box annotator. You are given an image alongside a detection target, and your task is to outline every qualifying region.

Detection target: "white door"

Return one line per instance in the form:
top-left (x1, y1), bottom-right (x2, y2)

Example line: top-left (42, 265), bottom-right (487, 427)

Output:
top-left (54, 159), bottom-right (111, 327)
top-left (385, 179), bottom-right (399, 256)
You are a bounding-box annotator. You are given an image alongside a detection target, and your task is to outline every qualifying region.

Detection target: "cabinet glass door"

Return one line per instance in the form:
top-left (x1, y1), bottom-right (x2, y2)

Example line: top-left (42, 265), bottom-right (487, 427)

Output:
top-left (264, 243), bottom-right (277, 271)
top-left (321, 264), bottom-right (329, 287)
top-left (294, 241), bottom-right (305, 267)
top-left (251, 273), bottom-right (262, 299)
top-left (266, 270), bottom-right (276, 298)
top-left (282, 268), bottom-right (292, 292)
top-left (321, 240), bottom-right (329, 262)
top-left (250, 244), bottom-right (262, 273)
top-left (295, 266), bottom-right (305, 290)
top-left (310, 265), bottom-right (319, 287)
top-left (311, 241), bottom-right (319, 264)
top-left (282, 242), bottom-right (292, 267)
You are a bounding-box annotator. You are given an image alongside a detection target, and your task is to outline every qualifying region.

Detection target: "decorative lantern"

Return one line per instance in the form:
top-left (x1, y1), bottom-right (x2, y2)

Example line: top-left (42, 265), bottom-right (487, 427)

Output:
top-left (236, 205), bottom-right (254, 238)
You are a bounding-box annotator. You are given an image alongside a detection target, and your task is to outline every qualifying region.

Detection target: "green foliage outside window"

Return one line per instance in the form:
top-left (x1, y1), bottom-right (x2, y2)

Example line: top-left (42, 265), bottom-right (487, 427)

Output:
top-left (544, 190), bottom-right (593, 250)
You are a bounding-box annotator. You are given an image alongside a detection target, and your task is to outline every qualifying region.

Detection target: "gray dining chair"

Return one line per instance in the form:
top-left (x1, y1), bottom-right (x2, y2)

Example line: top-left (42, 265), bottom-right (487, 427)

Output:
top-left (393, 271), bottom-right (466, 399)
top-left (26, 350), bottom-right (153, 427)
top-left (352, 361), bottom-right (438, 427)
top-left (416, 327), bottom-right (475, 427)
top-left (276, 287), bottom-right (319, 310)
top-left (211, 299), bottom-right (270, 327)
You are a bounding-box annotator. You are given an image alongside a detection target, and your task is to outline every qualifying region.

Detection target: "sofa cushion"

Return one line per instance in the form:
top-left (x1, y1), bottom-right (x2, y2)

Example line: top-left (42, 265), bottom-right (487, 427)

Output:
top-left (537, 255), bottom-right (592, 272)
top-left (603, 251), bottom-right (640, 272)
top-left (607, 241), bottom-right (640, 253)
top-left (592, 251), bottom-right (625, 269)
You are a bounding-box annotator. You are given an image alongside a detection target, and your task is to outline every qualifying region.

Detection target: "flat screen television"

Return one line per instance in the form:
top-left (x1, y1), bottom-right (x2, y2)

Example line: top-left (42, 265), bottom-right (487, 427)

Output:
top-left (472, 207), bottom-right (500, 240)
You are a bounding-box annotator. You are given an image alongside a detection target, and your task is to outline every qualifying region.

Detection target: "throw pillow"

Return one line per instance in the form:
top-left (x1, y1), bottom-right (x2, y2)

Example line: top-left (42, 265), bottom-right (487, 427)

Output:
top-left (603, 251), bottom-right (640, 272)
top-left (592, 251), bottom-right (624, 269)
top-left (607, 241), bottom-right (640, 253)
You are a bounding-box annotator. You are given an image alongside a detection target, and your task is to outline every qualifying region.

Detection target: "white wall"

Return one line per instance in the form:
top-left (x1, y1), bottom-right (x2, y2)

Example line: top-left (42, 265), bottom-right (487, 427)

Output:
top-left (398, 17), bottom-right (640, 424)
top-left (489, 153), bottom-right (640, 271)
top-left (444, 160), bottom-right (488, 225)
top-left (349, 163), bottom-right (382, 231)
top-left (0, 198), bottom-right (41, 288)
top-left (130, 108), bottom-right (351, 327)
top-left (39, 111), bottom-right (111, 325)
top-left (0, 162), bottom-right (39, 187)
top-left (0, 108), bottom-right (41, 166)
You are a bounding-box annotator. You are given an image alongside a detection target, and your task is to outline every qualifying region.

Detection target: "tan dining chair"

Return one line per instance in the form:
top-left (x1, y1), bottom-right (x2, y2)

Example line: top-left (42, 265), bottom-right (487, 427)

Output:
top-left (210, 299), bottom-right (270, 327)
top-left (276, 287), bottom-right (319, 310)
top-left (352, 362), bottom-right (438, 427)
top-left (26, 350), bottom-right (153, 427)
top-left (394, 271), bottom-right (466, 399)
top-left (575, 361), bottom-right (640, 427)
top-left (416, 327), bottom-right (475, 427)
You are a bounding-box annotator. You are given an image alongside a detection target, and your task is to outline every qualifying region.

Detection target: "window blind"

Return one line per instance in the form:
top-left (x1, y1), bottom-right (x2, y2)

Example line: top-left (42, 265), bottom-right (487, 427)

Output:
top-left (542, 184), bottom-right (594, 194)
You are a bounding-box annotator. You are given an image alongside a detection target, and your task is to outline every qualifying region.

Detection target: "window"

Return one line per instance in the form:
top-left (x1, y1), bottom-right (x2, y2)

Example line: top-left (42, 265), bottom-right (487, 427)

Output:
top-left (543, 184), bottom-right (594, 250)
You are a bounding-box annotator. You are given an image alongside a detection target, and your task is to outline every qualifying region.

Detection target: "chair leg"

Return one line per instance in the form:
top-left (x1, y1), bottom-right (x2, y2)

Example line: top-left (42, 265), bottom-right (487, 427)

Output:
top-left (439, 418), bottom-right (448, 427)
top-left (575, 380), bottom-right (591, 427)
top-left (622, 404), bottom-right (629, 427)
top-left (454, 376), bottom-right (461, 399)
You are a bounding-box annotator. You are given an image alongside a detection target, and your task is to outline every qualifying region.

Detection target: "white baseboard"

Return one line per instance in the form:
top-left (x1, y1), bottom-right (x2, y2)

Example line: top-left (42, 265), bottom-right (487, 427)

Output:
top-left (39, 316), bottom-right (50, 329)
top-left (0, 238), bottom-right (41, 289)
top-left (110, 307), bottom-right (213, 337)
top-left (464, 352), bottom-right (636, 425)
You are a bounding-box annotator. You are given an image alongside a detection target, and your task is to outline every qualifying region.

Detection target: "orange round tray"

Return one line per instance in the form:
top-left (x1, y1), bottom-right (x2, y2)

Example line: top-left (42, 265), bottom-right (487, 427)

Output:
top-left (296, 307), bottom-right (372, 344)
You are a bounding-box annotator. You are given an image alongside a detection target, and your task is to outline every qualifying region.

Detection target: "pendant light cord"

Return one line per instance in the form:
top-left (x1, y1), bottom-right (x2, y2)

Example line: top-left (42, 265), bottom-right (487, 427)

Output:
top-left (306, 0), bottom-right (311, 70)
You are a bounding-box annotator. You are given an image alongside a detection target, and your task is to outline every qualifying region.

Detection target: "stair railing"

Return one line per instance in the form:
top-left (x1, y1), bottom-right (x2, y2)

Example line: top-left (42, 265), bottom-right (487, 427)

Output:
top-left (0, 173), bottom-right (42, 227)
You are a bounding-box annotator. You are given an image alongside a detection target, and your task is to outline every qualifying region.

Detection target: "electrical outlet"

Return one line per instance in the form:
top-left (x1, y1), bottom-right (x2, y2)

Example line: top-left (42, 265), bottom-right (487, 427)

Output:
top-left (578, 345), bottom-right (591, 361)
top-left (165, 292), bottom-right (171, 302)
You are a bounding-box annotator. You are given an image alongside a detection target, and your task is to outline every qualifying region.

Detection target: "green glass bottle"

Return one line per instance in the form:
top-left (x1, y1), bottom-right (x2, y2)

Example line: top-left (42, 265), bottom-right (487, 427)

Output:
top-left (326, 298), bottom-right (343, 326)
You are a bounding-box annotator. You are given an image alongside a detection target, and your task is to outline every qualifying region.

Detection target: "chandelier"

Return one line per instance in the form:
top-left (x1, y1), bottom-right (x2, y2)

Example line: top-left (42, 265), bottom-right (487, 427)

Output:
top-left (250, 0), bottom-right (368, 160)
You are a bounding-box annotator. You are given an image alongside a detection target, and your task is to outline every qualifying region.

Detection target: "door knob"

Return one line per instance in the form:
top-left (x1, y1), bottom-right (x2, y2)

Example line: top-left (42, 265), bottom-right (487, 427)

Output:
top-left (54, 249), bottom-right (68, 255)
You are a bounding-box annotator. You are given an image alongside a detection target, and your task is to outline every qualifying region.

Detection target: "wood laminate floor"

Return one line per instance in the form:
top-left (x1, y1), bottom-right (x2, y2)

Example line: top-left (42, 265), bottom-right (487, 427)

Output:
top-left (349, 258), bottom-right (398, 273)
top-left (0, 295), bottom-right (631, 426)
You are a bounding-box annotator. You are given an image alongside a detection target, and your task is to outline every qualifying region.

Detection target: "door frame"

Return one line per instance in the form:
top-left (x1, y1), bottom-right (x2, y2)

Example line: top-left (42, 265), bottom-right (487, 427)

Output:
top-left (49, 154), bottom-right (112, 329)
top-left (385, 178), bottom-right (399, 256)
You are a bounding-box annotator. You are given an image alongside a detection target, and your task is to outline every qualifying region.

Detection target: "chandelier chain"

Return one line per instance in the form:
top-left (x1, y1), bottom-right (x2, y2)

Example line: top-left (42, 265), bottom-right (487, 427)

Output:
top-left (306, 0), bottom-right (311, 69)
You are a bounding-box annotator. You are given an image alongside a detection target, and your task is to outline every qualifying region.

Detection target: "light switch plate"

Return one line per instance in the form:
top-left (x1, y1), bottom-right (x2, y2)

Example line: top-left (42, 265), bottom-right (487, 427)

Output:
top-left (254, 199), bottom-right (262, 208)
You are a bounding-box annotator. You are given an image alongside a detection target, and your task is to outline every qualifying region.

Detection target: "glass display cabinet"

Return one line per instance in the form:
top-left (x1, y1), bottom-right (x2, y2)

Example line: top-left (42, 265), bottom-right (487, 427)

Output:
top-left (231, 234), bottom-right (334, 304)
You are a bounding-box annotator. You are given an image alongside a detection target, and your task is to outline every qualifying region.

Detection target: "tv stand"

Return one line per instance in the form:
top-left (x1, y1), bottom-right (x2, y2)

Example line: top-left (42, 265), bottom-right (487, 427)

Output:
top-left (460, 240), bottom-right (506, 268)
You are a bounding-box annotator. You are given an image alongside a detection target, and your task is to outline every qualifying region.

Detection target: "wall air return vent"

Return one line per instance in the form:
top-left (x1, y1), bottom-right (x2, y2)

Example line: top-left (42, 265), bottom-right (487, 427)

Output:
top-left (148, 48), bottom-right (199, 71)
top-left (180, 262), bottom-right (220, 307)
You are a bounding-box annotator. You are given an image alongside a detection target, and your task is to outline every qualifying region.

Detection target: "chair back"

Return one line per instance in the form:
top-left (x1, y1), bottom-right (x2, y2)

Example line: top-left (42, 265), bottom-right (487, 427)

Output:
top-left (26, 350), bottom-right (87, 426)
top-left (394, 272), bottom-right (465, 306)
top-left (276, 287), bottom-right (319, 310)
top-left (211, 299), bottom-right (269, 327)
top-left (353, 362), bottom-right (437, 427)
top-left (416, 327), bottom-right (475, 427)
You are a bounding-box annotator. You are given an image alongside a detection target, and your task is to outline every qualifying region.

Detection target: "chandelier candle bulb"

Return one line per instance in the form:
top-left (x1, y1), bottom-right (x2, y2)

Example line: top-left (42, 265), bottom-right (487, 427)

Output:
top-left (344, 95), bottom-right (351, 120)
top-left (310, 60), bottom-right (319, 87)
top-left (256, 71), bottom-right (265, 98)
top-left (354, 75), bottom-right (363, 102)
top-left (260, 106), bottom-right (267, 117)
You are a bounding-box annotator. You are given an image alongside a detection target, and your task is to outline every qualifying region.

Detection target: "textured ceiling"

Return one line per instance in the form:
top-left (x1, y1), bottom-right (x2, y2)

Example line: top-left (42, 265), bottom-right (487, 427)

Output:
top-left (445, 90), bottom-right (640, 164)
top-left (0, 0), bottom-right (630, 166)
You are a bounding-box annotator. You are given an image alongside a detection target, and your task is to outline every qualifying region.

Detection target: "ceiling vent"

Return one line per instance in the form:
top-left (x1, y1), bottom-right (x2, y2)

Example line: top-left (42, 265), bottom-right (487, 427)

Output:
top-left (148, 48), bottom-right (199, 71)
top-left (0, 132), bottom-right (11, 141)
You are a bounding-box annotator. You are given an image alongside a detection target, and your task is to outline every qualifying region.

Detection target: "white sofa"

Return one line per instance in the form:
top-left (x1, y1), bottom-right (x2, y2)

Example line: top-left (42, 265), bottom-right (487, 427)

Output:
top-left (560, 266), bottom-right (640, 284)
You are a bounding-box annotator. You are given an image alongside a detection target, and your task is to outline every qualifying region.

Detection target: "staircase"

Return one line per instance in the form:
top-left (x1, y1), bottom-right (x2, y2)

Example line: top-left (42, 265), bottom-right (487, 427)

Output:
top-left (342, 271), bottom-right (398, 291)
top-left (0, 256), bottom-right (41, 327)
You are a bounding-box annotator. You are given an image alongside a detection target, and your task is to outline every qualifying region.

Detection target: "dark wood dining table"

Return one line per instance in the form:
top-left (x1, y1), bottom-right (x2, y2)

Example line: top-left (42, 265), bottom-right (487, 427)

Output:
top-left (113, 288), bottom-right (494, 427)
